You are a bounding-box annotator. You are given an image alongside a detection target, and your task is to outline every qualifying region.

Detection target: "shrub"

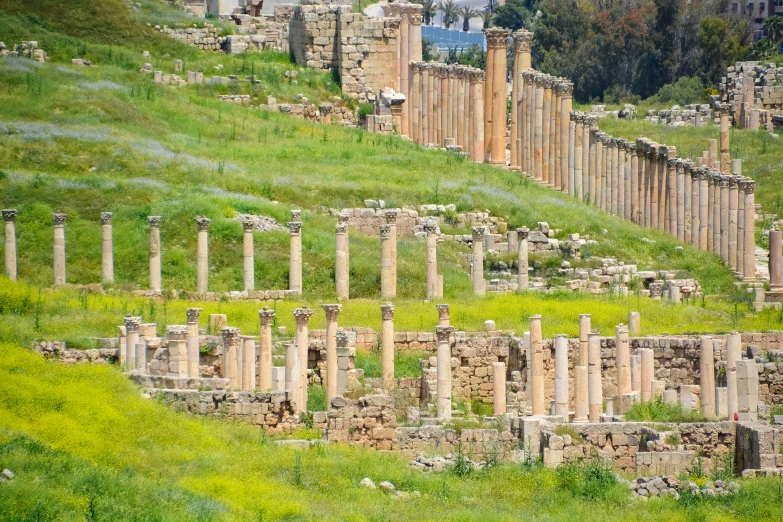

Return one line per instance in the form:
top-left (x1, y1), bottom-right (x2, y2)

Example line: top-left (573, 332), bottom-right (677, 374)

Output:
top-left (624, 395), bottom-right (708, 423)
top-left (357, 102), bottom-right (373, 121)
top-left (649, 76), bottom-right (706, 106)
top-left (555, 451), bottom-right (623, 502)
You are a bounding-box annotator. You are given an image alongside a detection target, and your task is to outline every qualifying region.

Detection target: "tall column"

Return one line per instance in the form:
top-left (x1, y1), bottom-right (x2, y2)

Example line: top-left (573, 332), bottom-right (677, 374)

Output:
top-left (221, 327), bottom-right (240, 390)
top-left (728, 177), bottom-right (740, 272)
top-left (472, 226), bottom-right (485, 296)
top-left (52, 212), bottom-right (66, 285)
top-left (568, 117), bottom-right (575, 196)
top-left (385, 210), bottom-right (398, 296)
top-left (186, 307), bottom-right (202, 378)
top-left (446, 66), bottom-right (454, 141)
top-left (690, 165), bottom-right (700, 246)
top-left (720, 112), bottom-right (730, 173)
top-left (615, 324), bottom-right (630, 413)
top-left (486, 28), bottom-right (509, 165)
top-left (285, 342), bottom-right (301, 411)
top-left (425, 223), bottom-right (439, 299)
top-left (124, 316), bottom-right (141, 371)
top-left (483, 41), bottom-right (494, 161)
top-left (321, 304), bottom-right (341, 406)
top-left (699, 169), bottom-right (709, 250)
top-left (512, 31), bottom-right (532, 170)
top-left (100, 212), bottom-right (114, 284)
top-left (573, 114), bottom-right (582, 198)
top-left (720, 176), bottom-right (730, 263)
top-left (195, 216), bottom-right (210, 293)
top-left (472, 70), bottom-right (485, 162)
top-left (380, 224), bottom-right (394, 298)
top-left (436, 326), bottom-right (454, 420)
top-left (530, 315), bottom-right (545, 415)
top-left (335, 215), bottom-right (349, 300)
top-left (770, 226), bottom-right (783, 290)
top-left (411, 63), bottom-right (420, 144)
top-left (437, 303), bottom-right (450, 326)
top-left (631, 147), bottom-right (640, 223)
top-left (700, 336), bottom-right (716, 417)
top-left (618, 141), bottom-right (626, 217)
top-left (399, 10), bottom-right (409, 137)
top-left (517, 227), bottom-right (529, 290)
top-left (381, 303), bottom-right (395, 390)
top-left (551, 82), bottom-right (560, 189)
top-left (456, 69), bottom-right (465, 148)
top-left (293, 307), bottom-right (314, 412)
top-left (441, 65), bottom-right (448, 146)
top-left (735, 161), bottom-right (745, 274)
top-left (681, 162), bottom-right (691, 241)
top-left (582, 117), bottom-right (592, 202)
top-left (640, 348), bottom-right (654, 402)
top-left (741, 179), bottom-right (756, 278)
top-left (560, 84), bottom-right (573, 192)
top-left (554, 334), bottom-right (569, 416)
top-left (148, 216), bottom-right (162, 293)
top-left (3, 210), bottom-right (18, 280)
top-left (587, 332), bottom-right (602, 422)
top-left (242, 217), bottom-right (254, 291)
top-left (258, 307), bottom-right (275, 391)
top-left (542, 79), bottom-right (552, 183)
top-left (288, 220), bottom-right (302, 295)
top-left (726, 331), bottom-right (741, 420)
top-left (493, 361), bottom-right (507, 415)
top-left (668, 158), bottom-right (678, 237)
top-left (713, 174), bottom-right (722, 255)
top-left (240, 335), bottom-right (256, 391)
top-left (534, 77), bottom-right (544, 179)
top-left (422, 65), bottom-right (430, 146)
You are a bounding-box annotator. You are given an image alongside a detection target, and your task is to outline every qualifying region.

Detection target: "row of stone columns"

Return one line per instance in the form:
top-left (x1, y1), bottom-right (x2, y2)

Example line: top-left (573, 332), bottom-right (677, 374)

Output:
top-left (408, 62), bottom-right (485, 161)
top-left (381, 3), bottom-right (422, 139)
top-left (484, 28), bottom-right (511, 165)
top-left (469, 225), bottom-right (530, 296)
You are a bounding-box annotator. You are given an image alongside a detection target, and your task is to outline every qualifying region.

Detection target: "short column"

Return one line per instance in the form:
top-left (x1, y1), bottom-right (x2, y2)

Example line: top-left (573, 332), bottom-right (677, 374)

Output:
top-left (436, 326), bottom-right (455, 420)
top-left (293, 307), bottom-right (314, 412)
top-left (554, 334), bottom-right (569, 416)
top-left (615, 324), bottom-right (631, 413)
top-left (726, 331), bottom-right (741, 420)
top-left (631, 355), bottom-right (641, 393)
top-left (2, 209), bottom-right (18, 280)
top-left (52, 212), bottom-right (67, 285)
top-left (335, 214), bottom-right (350, 300)
top-left (493, 361), bottom-right (507, 415)
top-left (640, 348), bottom-right (654, 402)
top-left (195, 216), bottom-right (210, 293)
top-left (530, 315), bottom-right (545, 415)
top-left (288, 218), bottom-right (303, 295)
top-left (258, 307), bottom-right (275, 391)
top-left (736, 359), bottom-right (759, 422)
top-left (472, 227), bottom-right (485, 296)
top-left (167, 326), bottom-right (189, 378)
top-left (285, 342), bottom-right (301, 411)
top-left (720, 112), bottom-right (730, 172)
top-left (720, 176), bottom-right (730, 263)
top-left (321, 304), bottom-right (342, 405)
top-left (186, 308), bottom-right (202, 378)
top-left (517, 227), bottom-right (529, 290)
top-left (425, 223), bottom-right (439, 299)
top-left (221, 327), bottom-right (241, 390)
top-left (700, 336), bottom-right (716, 417)
top-left (770, 226), bottom-right (783, 290)
top-left (242, 217), bottom-right (255, 291)
top-left (380, 224), bottom-right (394, 298)
top-left (628, 311), bottom-right (641, 333)
top-left (124, 316), bottom-right (141, 371)
top-left (149, 216), bottom-right (162, 293)
top-left (240, 335), bottom-right (256, 391)
top-left (381, 303), bottom-right (395, 390)
top-left (101, 212), bottom-right (114, 284)
top-left (437, 303), bottom-right (450, 326)
top-left (587, 332), bottom-right (602, 422)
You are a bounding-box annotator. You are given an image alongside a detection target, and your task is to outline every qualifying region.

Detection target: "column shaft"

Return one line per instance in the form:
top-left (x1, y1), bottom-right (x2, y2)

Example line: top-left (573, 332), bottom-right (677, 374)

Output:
top-left (381, 304), bottom-right (395, 390)
top-left (195, 217), bottom-right (210, 293)
top-left (53, 213), bottom-right (66, 285)
top-left (101, 212), bottom-right (114, 284)
top-left (2, 210), bottom-right (17, 280)
top-left (530, 315), bottom-right (544, 415)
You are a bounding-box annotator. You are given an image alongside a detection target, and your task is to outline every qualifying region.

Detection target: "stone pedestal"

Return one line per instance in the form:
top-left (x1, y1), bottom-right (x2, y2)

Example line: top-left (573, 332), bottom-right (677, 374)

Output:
top-left (53, 212), bottom-right (66, 285)
top-left (517, 227), bottom-right (529, 290)
top-left (615, 324), bottom-right (630, 413)
top-left (148, 216), bottom-right (162, 293)
top-left (186, 308), bottom-right (202, 378)
top-left (167, 326), bottom-right (189, 378)
top-left (124, 316), bottom-right (141, 372)
top-left (700, 336), bottom-right (716, 417)
top-left (425, 223), bottom-right (439, 299)
top-left (288, 219), bottom-right (303, 295)
top-left (530, 315), bottom-right (545, 415)
top-left (242, 218), bottom-right (255, 291)
top-left (663, 389), bottom-right (678, 405)
top-left (493, 361), bottom-right (507, 416)
top-left (240, 335), bottom-right (256, 391)
top-left (322, 304), bottom-right (342, 406)
top-left (640, 348), bottom-right (654, 402)
top-left (381, 303), bottom-right (395, 390)
top-left (195, 216), bottom-right (210, 293)
top-left (221, 327), bottom-right (240, 390)
top-left (726, 331), bottom-right (741, 420)
top-left (293, 307), bottom-right (314, 412)
top-left (335, 217), bottom-right (349, 300)
top-left (3, 210), bottom-right (17, 280)
top-left (736, 359), bottom-right (759, 422)
top-left (436, 326), bottom-right (454, 420)
top-left (101, 212), bottom-right (114, 284)
top-left (472, 227), bottom-right (486, 296)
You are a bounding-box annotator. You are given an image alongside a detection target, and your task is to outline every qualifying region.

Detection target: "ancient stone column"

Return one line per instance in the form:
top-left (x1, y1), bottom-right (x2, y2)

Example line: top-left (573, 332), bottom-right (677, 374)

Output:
top-left (726, 330), bottom-right (741, 420)
top-left (483, 43), bottom-right (494, 161)
top-left (587, 332), bottom-right (602, 422)
top-left (700, 336), bottom-right (716, 417)
top-left (631, 355), bottom-right (641, 393)
top-left (667, 158), bottom-right (678, 236)
top-left (100, 212), bottom-right (114, 284)
top-left (615, 324), bottom-right (631, 413)
top-left (511, 31), bottom-right (529, 170)
top-left (577, 314), bottom-right (590, 366)
top-left (379, 302), bottom-right (395, 390)
top-left (690, 165), bottom-right (700, 246)
top-left (3, 209), bottom-right (18, 280)
top-left (239, 217), bottom-right (254, 291)
top-left (437, 303), bottom-right (450, 326)
top-left (471, 226), bottom-right (485, 296)
top-left (770, 226), bottom-right (783, 290)
top-left (551, 82), bottom-right (560, 189)
top-left (627, 311), bottom-right (640, 334)
top-left (335, 215), bottom-right (349, 301)
top-left (240, 335), bottom-right (256, 391)
top-left (618, 141), bottom-right (626, 217)
top-left (534, 77), bottom-right (545, 179)
top-left (713, 174), bottom-right (722, 255)
top-left (186, 307), bottom-right (202, 378)
top-left (147, 216), bottom-right (162, 293)
top-left (530, 315), bottom-right (545, 415)
top-left (568, 117), bottom-right (576, 196)
top-left (124, 316), bottom-right (141, 371)
top-left (542, 79), bottom-right (552, 183)
top-left (720, 176), bottom-right (730, 263)
top-left (288, 220), bottom-right (303, 295)
top-left (734, 161), bottom-right (744, 274)
top-left (736, 359), bottom-right (759, 422)
top-left (195, 216), bottom-right (210, 293)
top-left (422, 65), bottom-right (430, 146)
top-left (720, 113), bottom-right (730, 172)
top-left (293, 307), bottom-right (314, 412)
top-left (446, 66), bottom-right (455, 141)
top-left (424, 223), bottom-right (439, 300)
top-left (456, 69), bottom-right (466, 148)
top-left (386, 210), bottom-right (398, 295)
top-left (517, 227), bottom-right (529, 290)
top-left (727, 176), bottom-right (739, 272)
top-left (485, 28), bottom-right (510, 165)
top-left (582, 117), bottom-right (592, 202)
top-left (554, 334), bottom-right (569, 416)
top-left (322, 304), bottom-right (341, 406)
top-left (699, 169), bottom-right (709, 250)
top-left (472, 70), bottom-right (485, 162)
top-left (574, 364), bottom-right (588, 423)
top-left (741, 179), bottom-right (756, 278)
top-left (436, 325), bottom-right (454, 420)
top-left (493, 361), bottom-right (507, 415)
top-left (221, 327), bottom-right (240, 390)
top-left (560, 84), bottom-right (573, 191)
top-left (399, 10), bottom-right (410, 137)
top-left (380, 224), bottom-right (394, 298)
top-left (52, 212), bottom-right (67, 285)
top-left (167, 326), bottom-right (189, 378)
top-left (258, 307), bottom-right (275, 391)
top-left (573, 114), bottom-right (582, 197)
top-left (285, 342), bottom-right (301, 411)
top-left (640, 348), bottom-right (654, 402)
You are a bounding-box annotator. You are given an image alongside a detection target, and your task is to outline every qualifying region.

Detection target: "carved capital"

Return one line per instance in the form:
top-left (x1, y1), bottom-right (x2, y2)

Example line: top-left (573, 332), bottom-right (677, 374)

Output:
top-left (517, 226), bottom-right (529, 240)
top-left (718, 176), bottom-right (730, 188)
top-left (148, 216), bottom-right (162, 227)
top-left (287, 221), bottom-right (302, 234)
top-left (423, 222), bottom-right (438, 234)
top-left (293, 306), bottom-right (315, 323)
top-left (667, 158), bottom-right (679, 169)
top-left (259, 306), bottom-right (276, 323)
top-left (384, 209), bottom-right (398, 224)
top-left (557, 82), bottom-right (573, 97)
top-left (166, 325), bottom-right (189, 340)
top-left (100, 212), bottom-right (112, 225)
top-left (181, 308), bottom-right (201, 325)
top-left (380, 224), bottom-right (392, 238)
top-left (2, 209), bottom-right (17, 223)
top-left (513, 30), bottom-right (533, 53)
top-left (290, 209), bottom-right (302, 222)
top-left (739, 178), bottom-right (755, 193)
top-left (436, 304), bottom-right (450, 315)
top-left (338, 211), bottom-right (350, 224)
top-left (484, 28), bottom-right (511, 49)
top-left (221, 326), bottom-right (241, 347)
top-left (471, 226), bottom-right (485, 241)
top-left (194, 216), bottom-right (210, 231)
top-left (435, 325), bottom-right (454, 342)
top-left (728, 176), bottom-right (739, 188)
top-left (380, 302), bottom-right (395, 321)
top-left (241, 218), bottom-right (255, 232)
top-left (124, 315), bottom-right (142, 333)
top-left (409, 12), bottom-right (423, 25)
top-left (52, 212), bottom-right (66, 226)
top-left (335, 223), bottom-right (347, 234)
top-left (321, 303), bottom-right (342, 320)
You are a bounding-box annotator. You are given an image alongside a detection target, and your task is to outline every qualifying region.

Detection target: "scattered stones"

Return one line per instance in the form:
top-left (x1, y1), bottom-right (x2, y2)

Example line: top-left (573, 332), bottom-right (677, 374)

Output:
top-left (360, 477), bottom-right (377, 489)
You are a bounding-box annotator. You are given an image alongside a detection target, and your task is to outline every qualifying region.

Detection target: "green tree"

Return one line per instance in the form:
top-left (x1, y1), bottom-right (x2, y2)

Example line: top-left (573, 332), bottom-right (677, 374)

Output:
top-left (763, 14), bottom-right (783, 43)
top-left (438, 0), bottom-right (459, 29)
top-left (697, 16), bottom-right (730, 86)
top-left (419, 0), bottom-right (437, 25)
top-left (458, 6), bottom-right (480, 32)
top-left (422, 37), bottom-right (436, 62)
top-left (492, 0), bottom-right (532, 31)
top-left (480, 8), bottom-right (495, 29)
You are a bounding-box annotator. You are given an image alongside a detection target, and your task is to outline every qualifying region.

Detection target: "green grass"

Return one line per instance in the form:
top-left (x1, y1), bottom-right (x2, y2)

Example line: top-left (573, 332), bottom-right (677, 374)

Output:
top-left (355, 349), bottom-right (428, 379)
top-left (624, 396), bottom-right (710, 423)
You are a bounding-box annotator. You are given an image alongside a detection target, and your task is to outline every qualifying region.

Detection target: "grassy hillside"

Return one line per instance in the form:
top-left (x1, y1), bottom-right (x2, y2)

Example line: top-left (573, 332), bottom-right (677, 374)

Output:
top-left (2, 340), bottom-right (783, 521)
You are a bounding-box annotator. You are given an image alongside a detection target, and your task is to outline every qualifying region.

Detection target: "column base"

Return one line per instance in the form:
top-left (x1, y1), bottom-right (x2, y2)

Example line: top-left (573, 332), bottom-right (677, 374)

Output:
top-left (766, 290), bottom-right (783, 303)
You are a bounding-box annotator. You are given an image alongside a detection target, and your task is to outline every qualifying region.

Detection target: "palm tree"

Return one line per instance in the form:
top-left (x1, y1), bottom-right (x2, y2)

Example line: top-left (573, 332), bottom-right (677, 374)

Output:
top-left (438, 0), bottom-right (458, 29)
top-left (419, 0), bottom-right (436, 26)
top-left (480, 8), bottom-right (494, 30)
top-left (763, 15), bottom-right (783, 43)
top-left (458, 6), bottom-right (479, 32)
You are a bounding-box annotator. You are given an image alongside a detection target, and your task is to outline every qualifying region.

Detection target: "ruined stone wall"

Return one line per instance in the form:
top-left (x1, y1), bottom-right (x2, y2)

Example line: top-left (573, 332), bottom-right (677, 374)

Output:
top-left (326, 394), bottom-right (398, 449)
top-left (337, 13), bottom-right (400, 102)
top-left (718, 61), bottom-right (783, 119)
